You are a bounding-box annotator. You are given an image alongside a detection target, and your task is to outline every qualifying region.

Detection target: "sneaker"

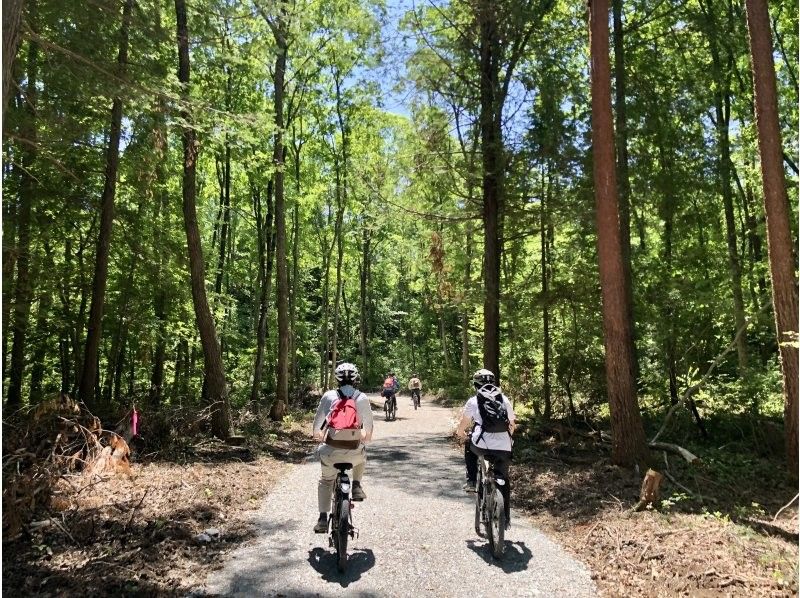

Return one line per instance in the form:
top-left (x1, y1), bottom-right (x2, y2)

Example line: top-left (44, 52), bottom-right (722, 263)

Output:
top-left (351, 481), bottom-right (366, 501)
top-left (463, 481), bottom-right (477, 493)
top-left (313, 513), bottom-right (328, 533)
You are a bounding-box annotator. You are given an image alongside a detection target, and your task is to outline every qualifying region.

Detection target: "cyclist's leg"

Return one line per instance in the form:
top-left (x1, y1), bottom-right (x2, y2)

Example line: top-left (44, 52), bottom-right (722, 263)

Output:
top-left (351, 445), bottom-right (366, 483)
top-left (317, 446), bottom-right (338, 513)
top-left (465, 439), bottom-right (478, 485)
top-left (494, 455), bottom-right (512, 522)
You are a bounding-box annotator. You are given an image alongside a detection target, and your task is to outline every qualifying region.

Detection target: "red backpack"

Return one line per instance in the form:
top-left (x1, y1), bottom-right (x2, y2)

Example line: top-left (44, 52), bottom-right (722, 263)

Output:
top-left (383, 377), bottom-right (394, 390)
top-left (327, 392), bottom-right (361, 430)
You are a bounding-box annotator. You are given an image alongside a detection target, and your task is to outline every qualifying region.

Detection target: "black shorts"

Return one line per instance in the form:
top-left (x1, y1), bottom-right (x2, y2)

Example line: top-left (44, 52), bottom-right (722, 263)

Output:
top-left (469, 443), bottom-right (512, 463)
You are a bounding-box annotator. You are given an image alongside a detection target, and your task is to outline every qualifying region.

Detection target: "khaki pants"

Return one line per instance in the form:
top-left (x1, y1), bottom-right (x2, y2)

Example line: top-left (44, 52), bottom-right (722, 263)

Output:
top-left (317, 443), bottom-right (366, 512)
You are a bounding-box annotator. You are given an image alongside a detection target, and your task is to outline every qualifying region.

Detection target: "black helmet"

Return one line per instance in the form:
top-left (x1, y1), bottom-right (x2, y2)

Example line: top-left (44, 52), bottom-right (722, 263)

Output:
top-left (472, 368), bottom-right (495, 389)
top-left (334, 362), bottom-right (360, 386)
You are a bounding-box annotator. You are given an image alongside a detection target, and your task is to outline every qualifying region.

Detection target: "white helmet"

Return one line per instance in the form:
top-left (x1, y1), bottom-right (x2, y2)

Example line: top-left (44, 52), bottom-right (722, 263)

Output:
top-left (334, 362), bottom-right (360, 386)
top-left (472, 368), bottom-right (496, 389)
top-left (476, 383), bottom-right (503, 402)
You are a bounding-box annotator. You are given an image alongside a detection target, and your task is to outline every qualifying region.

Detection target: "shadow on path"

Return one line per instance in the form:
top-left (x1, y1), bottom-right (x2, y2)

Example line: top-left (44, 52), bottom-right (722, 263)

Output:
top-left (307, 547), bottom-right (376, 587)
top-left (465, 539), bottom-right (533, 573)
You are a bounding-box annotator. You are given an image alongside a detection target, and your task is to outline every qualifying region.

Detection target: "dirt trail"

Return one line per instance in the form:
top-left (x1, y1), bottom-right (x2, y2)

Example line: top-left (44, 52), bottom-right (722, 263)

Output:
top-left (198, 394), bottom-right (596, 597)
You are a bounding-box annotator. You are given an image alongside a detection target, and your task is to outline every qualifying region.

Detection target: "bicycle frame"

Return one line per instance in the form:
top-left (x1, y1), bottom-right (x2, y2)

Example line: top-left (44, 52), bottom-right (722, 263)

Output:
top-left (383, 393), bottom-right (396, 420)
top-left (475, 453), bottom-right (506, 559)
top-left (329, 463), bottom-right (357, 572)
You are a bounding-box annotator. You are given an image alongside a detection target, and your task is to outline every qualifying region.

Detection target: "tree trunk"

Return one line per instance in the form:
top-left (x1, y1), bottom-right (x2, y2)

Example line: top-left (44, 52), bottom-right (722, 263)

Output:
top-left (541, 172), bottom-right (552, 420)
top-left (214, 142), bottom-right (231, 296)
top-left (7, 10), bottom-right (37, 409)
top-left (478, 0), bottom-right (503, 380)
top-left (589, 0), bottom-right (649, 468)
top-left (268, 7), bottom-right (289, 420)
top-left (28, 242), bottom-right (52, 401)
top-left (289, 174), bottom-right (301, 387)
top-left (112, 321), bottom-right (129, 405)
top-left (78, 0), bottom-right (133, 407)
top-left (359, 223), bottom-right (370, 381)
top-left (329, 71), bottom-right (348, 383)
top-left (2, 0), bottom-right (25, 111)
top-left (251, 179), bottom-right (275, 405)
top-left (175, 0), bottom-right (229, 438)
top-left (745, 0), bottom-right (799, 477)
top-left (716, 79), bottom-right (749, 373)
top-left (150, 117), bottom-right (169, 406)
top-left (700, 0), bottom-right (748, 372)
top-left (612, 0), bottom-right (638, 378)
top-left (461, 220), bottom-right (473, 379)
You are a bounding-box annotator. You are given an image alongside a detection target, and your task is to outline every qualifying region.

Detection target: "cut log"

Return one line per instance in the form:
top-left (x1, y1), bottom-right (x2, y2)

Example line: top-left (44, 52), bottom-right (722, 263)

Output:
top-left (633, 468), bottom-right (664, 511)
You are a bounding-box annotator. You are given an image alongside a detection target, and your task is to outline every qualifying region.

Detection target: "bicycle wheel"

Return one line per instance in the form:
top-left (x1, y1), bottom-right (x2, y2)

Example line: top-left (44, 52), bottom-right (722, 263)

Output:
top-left (488, 489), bottom-right (506, 559)
top-left (474, 472), bottom-right (484, 537)
top-left (384, 401), bottom-right (390, 421)
top-left (337, 499), bottom-right (350, 572)
top-left (390, 399), bottom-right (396, 420)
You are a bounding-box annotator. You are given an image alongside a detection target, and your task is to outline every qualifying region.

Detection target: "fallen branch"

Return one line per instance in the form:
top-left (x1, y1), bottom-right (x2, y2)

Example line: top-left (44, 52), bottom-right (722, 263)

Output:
top-left (580, 521), bottom-right (602, 546)
top-left (124, 489), bottom-right (149, 532)
top-left (661, 468), bottom-right (695, 498)
top-left (649, 441), bottom-right (700, 464)
top-left (772, 493), bottom-right (799, 522)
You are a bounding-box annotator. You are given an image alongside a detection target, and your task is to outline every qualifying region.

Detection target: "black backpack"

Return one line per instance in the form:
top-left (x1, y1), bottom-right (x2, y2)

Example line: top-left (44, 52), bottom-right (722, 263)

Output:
top-left (476, 384), bottom-right (509, 434)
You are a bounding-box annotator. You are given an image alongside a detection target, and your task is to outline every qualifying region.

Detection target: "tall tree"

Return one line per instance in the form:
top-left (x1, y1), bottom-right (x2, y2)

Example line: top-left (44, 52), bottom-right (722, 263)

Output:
top-left (611, 0), bottom-right (637, 373)
top-left (2, 0), bottom-right (25, 110)
top-left (175, 0), bottom-right (230, 438)
top-left (265, 2), bottom-right (289, 419)
top-left (476, 0), bottom-right (503, 379)
top-left (589, 0), bottom-right (648, 468)
top-left (698, 0), bottom-right (749, 372)
top-left (744, 0), bottom-right (799, 476)
top-left (77, 0), bottom-right (133, 406)
top-left (6, 0), bottom-right (38, 409)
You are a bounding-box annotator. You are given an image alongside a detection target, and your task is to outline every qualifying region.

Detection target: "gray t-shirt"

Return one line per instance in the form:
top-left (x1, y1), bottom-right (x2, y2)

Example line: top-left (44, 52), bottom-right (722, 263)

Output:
top-left (464, 394), bottom-right (515, 452)
top-left (313, 389), bottom-right (374, 440)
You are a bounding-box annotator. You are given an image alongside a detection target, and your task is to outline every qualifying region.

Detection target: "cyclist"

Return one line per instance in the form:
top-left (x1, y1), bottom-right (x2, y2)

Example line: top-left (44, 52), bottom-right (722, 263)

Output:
top-left (312, 362), bottom-right (374, 533)
top-left (381, 371), bottom-right (400, 413)
top-left (455, 368), bottom-right (515, 526)
top-left (408, 374), bottom-right (422, 406)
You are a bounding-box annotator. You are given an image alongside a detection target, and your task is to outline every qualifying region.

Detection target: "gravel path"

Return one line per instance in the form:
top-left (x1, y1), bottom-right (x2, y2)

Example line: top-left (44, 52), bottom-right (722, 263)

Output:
top-left (199, 395), bottom-right (596, 597)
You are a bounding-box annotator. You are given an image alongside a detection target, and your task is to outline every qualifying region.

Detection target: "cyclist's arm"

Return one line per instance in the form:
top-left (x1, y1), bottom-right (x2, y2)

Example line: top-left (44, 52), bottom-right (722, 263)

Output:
top-left (456, 413), bottom-right (473, 438)
top-left (357, 395), bottom-right (374, 442)
top-left (312, 395), bottom-right (331, 441)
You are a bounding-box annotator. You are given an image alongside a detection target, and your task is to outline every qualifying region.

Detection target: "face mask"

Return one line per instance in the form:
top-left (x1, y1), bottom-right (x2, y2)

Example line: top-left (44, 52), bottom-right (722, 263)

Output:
top-left (339, 384), bottom-right (356, 397)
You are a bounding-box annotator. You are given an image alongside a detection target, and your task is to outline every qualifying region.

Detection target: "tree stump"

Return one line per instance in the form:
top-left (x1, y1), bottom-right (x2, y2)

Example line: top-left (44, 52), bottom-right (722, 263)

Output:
top-left (634, 468), bottom-right (664, 511)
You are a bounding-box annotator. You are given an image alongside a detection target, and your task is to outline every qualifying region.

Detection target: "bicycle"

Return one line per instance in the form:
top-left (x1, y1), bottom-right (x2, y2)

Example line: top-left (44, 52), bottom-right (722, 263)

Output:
top-left (411, 389), bottom-right (420, 410)
top-left (383, 393), bottom-right (396, 421)
top-left (327, 462), bottom-right (358, 572)
top-left (474, 453), bottom-right (507, 559)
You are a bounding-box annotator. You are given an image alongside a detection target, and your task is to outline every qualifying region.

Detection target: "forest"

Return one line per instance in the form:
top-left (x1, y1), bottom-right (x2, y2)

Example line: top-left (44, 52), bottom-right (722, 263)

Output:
top-left (1, 0), bottom-right (798, 593)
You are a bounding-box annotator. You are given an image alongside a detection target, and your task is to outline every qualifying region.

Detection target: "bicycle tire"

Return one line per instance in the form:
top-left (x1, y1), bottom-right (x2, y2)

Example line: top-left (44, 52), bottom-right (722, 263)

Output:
top-left (384, 401), bottom-right (390, 422)
top-left (337, 499), bottom-right (350, 572)
top-left (474, 471), bottom-right (484, 537)
top-left (488, 489), bottom-right (506, 559)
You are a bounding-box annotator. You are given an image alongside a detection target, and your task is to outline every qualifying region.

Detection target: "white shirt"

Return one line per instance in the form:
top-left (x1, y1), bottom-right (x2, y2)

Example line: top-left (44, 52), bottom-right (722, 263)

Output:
top-left (464, 394), bottom-right (515, 452)
top-left (313, 389), bottom-right (374, 442)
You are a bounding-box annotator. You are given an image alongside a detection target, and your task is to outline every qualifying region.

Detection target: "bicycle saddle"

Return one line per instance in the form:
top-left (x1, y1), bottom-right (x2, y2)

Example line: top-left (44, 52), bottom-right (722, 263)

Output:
top-left (334, 462), bottom-right (353, 471)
